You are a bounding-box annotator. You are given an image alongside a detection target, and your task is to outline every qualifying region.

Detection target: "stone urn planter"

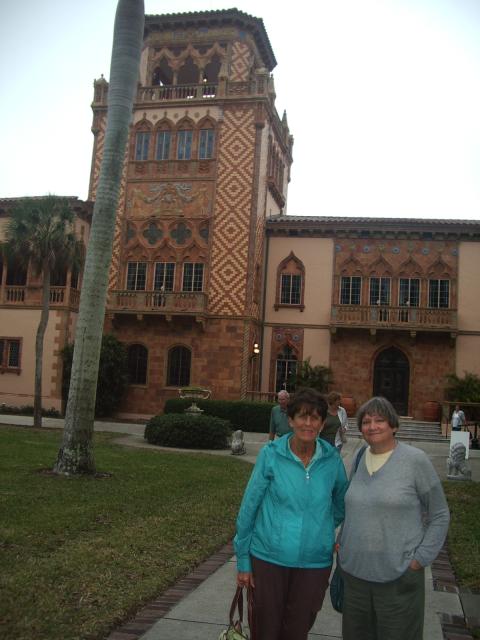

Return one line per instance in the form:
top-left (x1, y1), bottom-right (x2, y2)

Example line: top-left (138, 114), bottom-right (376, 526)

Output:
top-left (341, 395), bottom-right (357, 418)
top-left (178, 387), bottom-right (211, 415)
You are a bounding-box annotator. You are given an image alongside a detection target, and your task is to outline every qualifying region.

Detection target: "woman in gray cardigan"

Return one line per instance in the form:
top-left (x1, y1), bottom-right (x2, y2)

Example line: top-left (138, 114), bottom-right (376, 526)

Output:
top-left (338, 397), bottom-right (450, 640)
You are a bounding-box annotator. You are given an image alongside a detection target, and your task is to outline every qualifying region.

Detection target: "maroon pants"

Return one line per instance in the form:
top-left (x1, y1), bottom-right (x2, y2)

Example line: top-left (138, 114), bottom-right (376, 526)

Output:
top-left (251, 556), bottom-right (331, 640)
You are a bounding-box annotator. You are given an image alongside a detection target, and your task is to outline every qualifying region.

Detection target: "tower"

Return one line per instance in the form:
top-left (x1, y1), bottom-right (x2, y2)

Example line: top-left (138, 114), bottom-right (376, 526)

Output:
top-left (89, 9), bottom-right (293, 415)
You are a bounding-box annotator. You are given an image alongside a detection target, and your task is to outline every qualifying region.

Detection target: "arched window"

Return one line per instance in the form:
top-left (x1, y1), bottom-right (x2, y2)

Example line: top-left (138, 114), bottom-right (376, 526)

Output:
top-left (177, 56), bottom-right (199, 85)
top-left (167, 346), bottom-right (191, 386)
top-left (152, 58), bottom-right (173, 86)
top-left (275, 346), bottom-right (297, 393)
top-left (275, 252), bottom-right (305, 310)
top-left (128, 344), bottom-right (148, 385)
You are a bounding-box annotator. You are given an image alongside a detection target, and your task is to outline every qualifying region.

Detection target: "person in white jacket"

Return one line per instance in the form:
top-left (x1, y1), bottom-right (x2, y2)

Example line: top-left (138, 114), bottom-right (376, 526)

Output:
top-left (319, 391), bottom-right (348, 450)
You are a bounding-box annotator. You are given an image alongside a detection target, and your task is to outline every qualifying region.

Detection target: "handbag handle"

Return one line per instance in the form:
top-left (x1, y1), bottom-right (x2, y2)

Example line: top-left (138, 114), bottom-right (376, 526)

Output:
top-left (229, 586), bottom-right (244, 627)
top-left (229, 586), bottom-right (256, 639)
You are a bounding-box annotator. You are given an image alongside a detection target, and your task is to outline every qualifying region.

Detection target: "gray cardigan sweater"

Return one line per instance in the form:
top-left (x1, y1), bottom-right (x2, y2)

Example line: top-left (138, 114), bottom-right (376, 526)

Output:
top-left (338, 442), bottom-right (450, 582)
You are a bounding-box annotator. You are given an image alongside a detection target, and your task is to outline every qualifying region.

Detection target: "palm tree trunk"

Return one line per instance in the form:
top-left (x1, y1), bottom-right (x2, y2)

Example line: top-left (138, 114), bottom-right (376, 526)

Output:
top-left (54, 0), bottom-right (144, 475)
top-left (34, 262), bottom-right (51, 428)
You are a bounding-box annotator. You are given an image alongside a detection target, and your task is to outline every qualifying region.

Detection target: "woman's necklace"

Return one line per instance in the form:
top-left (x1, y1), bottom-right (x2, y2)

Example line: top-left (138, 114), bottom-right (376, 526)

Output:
top-left (291, 441), bottom-right (315, 467)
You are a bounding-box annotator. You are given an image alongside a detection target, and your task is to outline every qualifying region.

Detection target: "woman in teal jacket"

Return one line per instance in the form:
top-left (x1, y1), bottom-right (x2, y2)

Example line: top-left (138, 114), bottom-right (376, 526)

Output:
top-left (234, 388), bottom-right (348, 640)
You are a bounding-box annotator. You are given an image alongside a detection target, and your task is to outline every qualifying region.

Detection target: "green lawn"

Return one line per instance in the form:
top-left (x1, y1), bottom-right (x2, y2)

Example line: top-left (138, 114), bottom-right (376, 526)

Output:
top-left (0, 426), bottom-right (253, 640)
top-left (444, 481), bottom-right (480, 590)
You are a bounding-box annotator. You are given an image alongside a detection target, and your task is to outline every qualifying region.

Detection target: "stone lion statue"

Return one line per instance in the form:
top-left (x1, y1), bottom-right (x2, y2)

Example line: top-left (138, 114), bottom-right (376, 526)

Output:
top-left (447, 442), bottom-right (471, 481)
top-left (231, 430), bottom-right (246, 456)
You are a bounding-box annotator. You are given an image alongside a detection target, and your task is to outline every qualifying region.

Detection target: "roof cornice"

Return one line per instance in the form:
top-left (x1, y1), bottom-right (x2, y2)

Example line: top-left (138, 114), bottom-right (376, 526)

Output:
top-left (144, 8), bottom-right (276, 71)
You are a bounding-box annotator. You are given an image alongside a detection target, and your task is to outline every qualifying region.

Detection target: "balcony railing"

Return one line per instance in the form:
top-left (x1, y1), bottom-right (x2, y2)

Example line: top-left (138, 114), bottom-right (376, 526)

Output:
top-left (331, 305), bottom-right (457, 331)
top-left (109, 290), bottom-right (207, 315)
top-left (2, 286), bottom-right (80, 309)
top-left (137, 83), bottom-right (218, 103)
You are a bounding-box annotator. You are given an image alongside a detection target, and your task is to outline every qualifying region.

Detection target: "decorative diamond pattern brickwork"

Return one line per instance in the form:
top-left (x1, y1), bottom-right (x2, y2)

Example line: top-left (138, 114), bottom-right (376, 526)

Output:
top-left (230, 42), bottom-right (251, 82)
top-left (108, 154), bottom-right (129, 290)
top-left (209, 108), bottom-right (255, 315)
top-left (88, 114), bottom-right (106, 200)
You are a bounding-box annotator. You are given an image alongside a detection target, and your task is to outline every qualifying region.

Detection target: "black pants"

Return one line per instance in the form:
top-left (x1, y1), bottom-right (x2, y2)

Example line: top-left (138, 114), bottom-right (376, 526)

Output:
top-left (342, 567), bottom-right (425, 640)
top-left (251, 556), bottom-right (331, 640)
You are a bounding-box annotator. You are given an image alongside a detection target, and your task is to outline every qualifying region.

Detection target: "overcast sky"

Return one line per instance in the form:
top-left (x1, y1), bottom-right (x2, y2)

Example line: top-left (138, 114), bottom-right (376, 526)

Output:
top-left (1, 0), bottom-right (479, 219)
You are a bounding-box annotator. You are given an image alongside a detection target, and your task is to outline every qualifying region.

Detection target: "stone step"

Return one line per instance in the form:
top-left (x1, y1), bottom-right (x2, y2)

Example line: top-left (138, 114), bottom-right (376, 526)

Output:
top-left (346, 419), bottom-right (446, 442)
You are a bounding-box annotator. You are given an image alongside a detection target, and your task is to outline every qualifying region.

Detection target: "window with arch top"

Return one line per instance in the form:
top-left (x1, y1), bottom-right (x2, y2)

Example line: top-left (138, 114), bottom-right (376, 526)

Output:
top-left (167, 346), bottom-right (191, 387)
top-left (128, 344), bottom-right (148, 385)
top-left (275, 252), bottom-right (305, 311)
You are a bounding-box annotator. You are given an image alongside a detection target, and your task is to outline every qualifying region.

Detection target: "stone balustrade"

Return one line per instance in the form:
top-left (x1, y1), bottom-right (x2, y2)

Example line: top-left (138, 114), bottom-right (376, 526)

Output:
top-left (331, 305), bottom-right (457, 330)
top-left (109, 290), bottom-right (207, 316)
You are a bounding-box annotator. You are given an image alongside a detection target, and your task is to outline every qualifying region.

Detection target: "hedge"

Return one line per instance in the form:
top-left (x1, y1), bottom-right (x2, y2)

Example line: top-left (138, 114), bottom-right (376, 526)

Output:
top-left (164, 399), bottom-right (274, 433)
top-left (144, 413), bottom-right (232, 449)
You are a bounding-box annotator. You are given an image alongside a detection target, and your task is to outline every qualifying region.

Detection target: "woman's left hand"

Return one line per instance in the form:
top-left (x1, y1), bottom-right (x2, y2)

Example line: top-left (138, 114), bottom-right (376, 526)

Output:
top-left (409, 559), bottom-right (423, 571)
top-left (237, 571), bottom-right (255, 588)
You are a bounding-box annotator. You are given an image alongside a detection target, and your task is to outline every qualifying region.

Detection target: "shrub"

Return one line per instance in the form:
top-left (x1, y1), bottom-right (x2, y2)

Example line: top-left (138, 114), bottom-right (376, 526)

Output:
top-left (163, 399), bottom-right (274, 433)
top-left (62, 334), bottom-right (128, 418)
top-left (0, 404), bottom-right (61, 417)
top-left (289, 357), bottom-right (333, 392)
top-left (144, 413), bottom-right (232, 449)
top-left (445, 372), bottom-right (480, 421)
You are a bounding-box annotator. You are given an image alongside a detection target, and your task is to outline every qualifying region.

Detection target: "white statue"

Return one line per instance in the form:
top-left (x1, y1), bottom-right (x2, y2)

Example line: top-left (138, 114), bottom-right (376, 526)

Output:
top-left (231, 430), bottom-right (246, 456)
top-left (447, 442), bottom-right (471, 481)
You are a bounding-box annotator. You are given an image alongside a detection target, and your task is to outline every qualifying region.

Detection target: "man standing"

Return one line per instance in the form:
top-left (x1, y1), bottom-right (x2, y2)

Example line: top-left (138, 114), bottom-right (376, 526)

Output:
top-left (451, 404), bottom-right (466, 431)
top-left (269, 390), bottom-right (291, 440)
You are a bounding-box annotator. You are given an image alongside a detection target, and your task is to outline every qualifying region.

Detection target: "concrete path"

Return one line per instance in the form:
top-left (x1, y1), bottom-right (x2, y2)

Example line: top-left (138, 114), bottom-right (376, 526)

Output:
top-left (1, 414), bottom-right (477, 638)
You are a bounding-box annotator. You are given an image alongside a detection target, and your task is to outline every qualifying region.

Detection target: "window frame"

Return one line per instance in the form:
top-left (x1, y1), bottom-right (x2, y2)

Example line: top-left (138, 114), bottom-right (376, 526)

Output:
top-left (154, 262), bottom-right (175, 292)
top-left (274, 346), bottom-right (298, 393)
top-left (155, 130), bottom-right (171, 161)
top-left (126, 262), bottom-right (147, 291)
top-left (340, 276), bottom-right (362, 305)
top-left (135, 131), bottom-right (151, 162)
top-left (369, 277), bottom-right (391, 306)
top-left (398, 278), bottom-right (420, 307)
top-left (428, 279), bottom-right (450, 308)
top-left (198, 128), bottom-right (215, 159)
top-left (127, 344), bottom-right (148, 386)
top-left (0, 337), bottom-right (22, 373)
top-left (166, 346), bottom-right (191, 387)
top-left (280, 273), bottom-right (302, 305)
top-left (176, 130), bottom-right (193, 160)
top-left (182, 263), bottom-right (204, 292)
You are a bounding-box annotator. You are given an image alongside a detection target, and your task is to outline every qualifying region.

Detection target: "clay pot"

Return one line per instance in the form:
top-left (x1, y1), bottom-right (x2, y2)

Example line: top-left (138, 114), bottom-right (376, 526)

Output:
top-left (341, 396), bottom-right (356, 417)
top-left (423, 401), bottom-right (441, 422)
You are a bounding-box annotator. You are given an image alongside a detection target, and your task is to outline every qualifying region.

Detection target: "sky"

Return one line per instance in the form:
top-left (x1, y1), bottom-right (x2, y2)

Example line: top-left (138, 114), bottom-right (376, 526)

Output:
top-left (1, 0), bottom-right (479, 219)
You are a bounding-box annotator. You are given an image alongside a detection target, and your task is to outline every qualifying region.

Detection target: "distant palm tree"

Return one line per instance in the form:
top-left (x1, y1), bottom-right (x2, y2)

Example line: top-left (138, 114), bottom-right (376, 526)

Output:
top-left (5, 196), bottom-right (83, 428)
top-left (54, 0), bottom-right (144, 475)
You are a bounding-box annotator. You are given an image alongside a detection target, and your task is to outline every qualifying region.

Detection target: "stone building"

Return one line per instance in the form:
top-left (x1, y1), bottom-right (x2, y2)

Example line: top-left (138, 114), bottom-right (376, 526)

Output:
top-left (0, 197), bottom-right (92, 411)
top-left (263, 216), bottom-right (480, 419)
top-left (91, 9), bottom-right (293, 416)
top-left (1, 9), bottom-right (480, 421)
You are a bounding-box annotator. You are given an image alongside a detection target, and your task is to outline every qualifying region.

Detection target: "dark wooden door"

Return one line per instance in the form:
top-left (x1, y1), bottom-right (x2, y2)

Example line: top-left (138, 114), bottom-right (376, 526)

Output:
top-left (373, 347), bottom-right (409, 416)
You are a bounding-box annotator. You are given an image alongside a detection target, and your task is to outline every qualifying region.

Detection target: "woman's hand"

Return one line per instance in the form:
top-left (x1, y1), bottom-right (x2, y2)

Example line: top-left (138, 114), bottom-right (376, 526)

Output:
top-left (409, 559), bottom-right (423, 571)
top-left (237, 571), bottom-right (255, 588)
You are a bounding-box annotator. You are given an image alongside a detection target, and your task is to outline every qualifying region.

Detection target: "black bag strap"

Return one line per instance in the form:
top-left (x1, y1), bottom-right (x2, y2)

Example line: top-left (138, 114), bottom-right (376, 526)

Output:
top-left (229, 586), bottom-right (244, 627)
top-left (228, 586), bottom-right (255, 639)
top-left (353, 444), bottom-right (367, 475)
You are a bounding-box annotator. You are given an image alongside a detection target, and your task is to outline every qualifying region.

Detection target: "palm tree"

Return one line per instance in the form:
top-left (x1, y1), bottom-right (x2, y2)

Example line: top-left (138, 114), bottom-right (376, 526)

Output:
top-left (5, 196), bottom-right (83, 428)
top-left (54, 0), bottom-right (144, 475)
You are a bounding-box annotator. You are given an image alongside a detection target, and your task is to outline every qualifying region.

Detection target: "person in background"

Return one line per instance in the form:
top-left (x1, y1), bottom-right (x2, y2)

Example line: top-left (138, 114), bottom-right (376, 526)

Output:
top-left (319, 391), bottom-right (348, 449)
top-left (451, 404), bottom-right (466, 431)
top-left (269, 390), bottom-right (291, 440)
top-left (235, 388), bottom-right (348, 640)
top-left (338, 396), bottom-right (450, 640)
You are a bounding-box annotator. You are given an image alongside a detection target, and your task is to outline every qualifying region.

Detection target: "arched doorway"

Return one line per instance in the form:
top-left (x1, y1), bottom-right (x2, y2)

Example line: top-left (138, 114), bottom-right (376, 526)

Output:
top-left (373, 347), bottom-right (410, 416)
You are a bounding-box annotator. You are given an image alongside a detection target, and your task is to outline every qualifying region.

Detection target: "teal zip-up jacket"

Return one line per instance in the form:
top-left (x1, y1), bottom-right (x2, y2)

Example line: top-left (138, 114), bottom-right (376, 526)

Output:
top-left (234, 434), bottom-right (348, 573)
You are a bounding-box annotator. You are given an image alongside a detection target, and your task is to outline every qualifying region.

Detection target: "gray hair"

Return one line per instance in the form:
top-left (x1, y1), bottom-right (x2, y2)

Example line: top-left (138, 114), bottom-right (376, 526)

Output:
top-left (277, 390), bottom-right (290, 399)
top-left (356, 396), bottom-right (400, 431)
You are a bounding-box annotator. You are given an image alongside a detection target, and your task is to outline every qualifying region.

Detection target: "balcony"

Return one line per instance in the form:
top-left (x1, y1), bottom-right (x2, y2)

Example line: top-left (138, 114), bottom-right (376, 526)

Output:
top-left (137, 83), bottom-right (218, 103)
top-left (109, 290), bottom-right (208, 322)
top-left (2, 286), bottom-right (80, 310)
top-left (330, 305), bottom-right (457, 334)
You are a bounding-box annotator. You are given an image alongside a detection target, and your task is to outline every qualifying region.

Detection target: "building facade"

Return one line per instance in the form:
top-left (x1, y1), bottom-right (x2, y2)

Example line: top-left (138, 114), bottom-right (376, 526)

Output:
top-left (0, 197), bottom-right (92, 411)
top-left (1, 10), bottom-right (480, 421)
top-left (91, 9), bottom-right (292, 417)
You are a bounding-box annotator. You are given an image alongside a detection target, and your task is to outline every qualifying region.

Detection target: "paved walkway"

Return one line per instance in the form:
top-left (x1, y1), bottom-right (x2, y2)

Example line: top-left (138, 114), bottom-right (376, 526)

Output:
top-left (1, 415), bottom-right (478, 639)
